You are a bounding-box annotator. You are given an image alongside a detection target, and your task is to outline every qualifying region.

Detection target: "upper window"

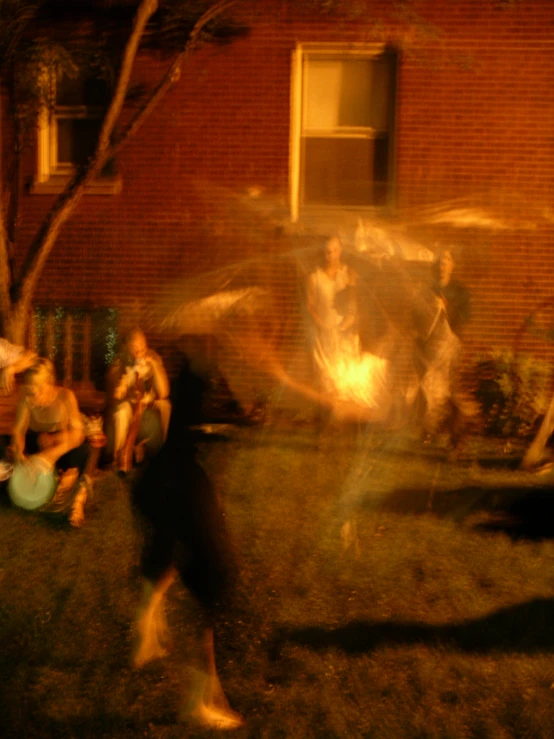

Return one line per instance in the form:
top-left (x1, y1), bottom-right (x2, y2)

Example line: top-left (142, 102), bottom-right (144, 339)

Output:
top-left (290, 44), bottom-right (396, 220)
top-left (32, 70), bottom-right (121, 195)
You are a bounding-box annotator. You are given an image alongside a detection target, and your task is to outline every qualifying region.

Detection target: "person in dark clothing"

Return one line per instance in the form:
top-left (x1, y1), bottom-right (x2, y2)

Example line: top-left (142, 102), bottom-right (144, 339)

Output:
top-left (413, 248), bottom-right (474, 446)
top-left (131, 358), bottom-right (243, 730)
top-left (432, 249), bottom-right (471, 338)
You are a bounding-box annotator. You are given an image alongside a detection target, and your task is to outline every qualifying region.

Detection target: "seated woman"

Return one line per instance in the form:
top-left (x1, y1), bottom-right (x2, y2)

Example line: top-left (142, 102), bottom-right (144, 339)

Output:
top-left (10, 358), bottom-right (91, 527)
top-left (106, 329), bottom-right (171, 474)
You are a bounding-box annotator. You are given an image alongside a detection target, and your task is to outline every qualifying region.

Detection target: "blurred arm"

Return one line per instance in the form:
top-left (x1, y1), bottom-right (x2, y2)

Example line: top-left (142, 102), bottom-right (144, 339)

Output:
top-left (11, 397), bottom-right (31, 464)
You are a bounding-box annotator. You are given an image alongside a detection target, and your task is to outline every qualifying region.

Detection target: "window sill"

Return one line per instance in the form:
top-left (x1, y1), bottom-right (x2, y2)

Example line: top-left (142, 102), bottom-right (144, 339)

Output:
top-left (29, 174), bottom-right (122, 195)
top-left (295, 204), bottom-right (394, 227)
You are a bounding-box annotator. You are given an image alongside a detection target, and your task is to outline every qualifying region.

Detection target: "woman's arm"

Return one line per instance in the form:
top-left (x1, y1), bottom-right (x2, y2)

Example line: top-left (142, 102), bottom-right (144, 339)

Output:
top-left (145, 351), bottom-right (169, 401)
top-left (11, 397), bottom-right (31, 464)
top-left (1, 349), bottom-right (37, 395)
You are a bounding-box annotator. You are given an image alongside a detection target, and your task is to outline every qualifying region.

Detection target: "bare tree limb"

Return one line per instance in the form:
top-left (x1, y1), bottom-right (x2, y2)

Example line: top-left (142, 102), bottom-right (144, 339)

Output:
top-left (14, 0), bottom-right (159, 308)
top-left (0, 215), bottom-right (12, 327)
top-left (109, 0), bottom-right (240, 158)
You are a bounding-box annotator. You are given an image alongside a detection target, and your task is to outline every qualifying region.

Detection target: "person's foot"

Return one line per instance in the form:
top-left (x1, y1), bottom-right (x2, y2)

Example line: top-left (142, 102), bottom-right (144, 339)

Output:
top-left (112, 452), bottom-right (130, 478)
top-left (180, 667), bottom-right (243, 730)
top-left (69, 504), bottom-right (85, 527)
top-left (56, 467), bottom-right (80, 497)
top-left (186, 702), bottom-right (244, 731)
top-left (69, 483), bottom-right (87, 527)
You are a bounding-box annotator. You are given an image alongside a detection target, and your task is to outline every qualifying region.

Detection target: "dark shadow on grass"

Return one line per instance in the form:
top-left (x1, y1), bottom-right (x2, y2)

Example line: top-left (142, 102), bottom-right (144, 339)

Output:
top-left (474, 455), bottom-right (523, 471)
top-left (0, 711), bottom-right (156, 739)
top-left (373, 484), bottom-right (554, 541)
top-left (270, 597), bottom-right (554, 661)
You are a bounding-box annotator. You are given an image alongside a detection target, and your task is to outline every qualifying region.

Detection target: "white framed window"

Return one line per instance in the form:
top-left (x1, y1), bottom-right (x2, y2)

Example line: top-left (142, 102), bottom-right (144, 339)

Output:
top-left (290, 44), bottom-right (396, 221)
top-left (32, 71), bottom-right (121, 195)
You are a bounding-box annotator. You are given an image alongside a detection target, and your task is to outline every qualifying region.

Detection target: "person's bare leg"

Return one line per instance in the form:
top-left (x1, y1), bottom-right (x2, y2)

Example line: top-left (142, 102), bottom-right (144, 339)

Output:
top-left (69, 475), bottom-right (91, 528)
top-left (47, 466), bottom-right (79, 512)
top-left (132, 567), bottom-right (176, 667)
top-left (340, 518), bottom-right (360, 558)
top-left (180, 626), bottom-right (243, 730)
top-left (113, 402), bottom-right (132, 470)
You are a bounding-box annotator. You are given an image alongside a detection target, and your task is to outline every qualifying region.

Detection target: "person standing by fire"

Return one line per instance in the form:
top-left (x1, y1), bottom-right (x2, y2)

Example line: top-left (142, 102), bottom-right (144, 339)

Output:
top-left (306, 236), bottom-right (390, 422)
top-left (307, 236), bottom-right (359, 393)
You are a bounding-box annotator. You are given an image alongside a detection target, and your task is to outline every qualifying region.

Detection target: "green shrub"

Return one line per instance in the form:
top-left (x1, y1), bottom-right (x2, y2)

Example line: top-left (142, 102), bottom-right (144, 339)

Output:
top-left (474, 349), bottom-right (551, 438)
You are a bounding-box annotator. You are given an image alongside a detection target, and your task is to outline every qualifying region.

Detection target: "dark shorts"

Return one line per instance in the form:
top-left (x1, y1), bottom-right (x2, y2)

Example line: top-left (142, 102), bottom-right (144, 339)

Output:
top-left (26, 431), bottom-right (91, 475)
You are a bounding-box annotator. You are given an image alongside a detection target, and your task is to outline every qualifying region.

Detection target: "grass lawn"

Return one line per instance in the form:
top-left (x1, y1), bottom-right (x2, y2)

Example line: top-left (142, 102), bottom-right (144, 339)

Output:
top-left (2, 422), bottom-right (554, 738)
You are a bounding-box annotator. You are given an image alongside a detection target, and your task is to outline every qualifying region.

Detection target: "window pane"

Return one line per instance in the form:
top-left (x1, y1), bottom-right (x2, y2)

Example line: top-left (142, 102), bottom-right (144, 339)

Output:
top-left (336, 60), bottom-right (373, 128)
top-left (301, 135), bottom-right (389, 206)
top-left (304, 59), bottom-right (376, 130)
top-left (304, 60), bottom-right (343, 129)
top-left (57, 118), bottom-right (100, 166)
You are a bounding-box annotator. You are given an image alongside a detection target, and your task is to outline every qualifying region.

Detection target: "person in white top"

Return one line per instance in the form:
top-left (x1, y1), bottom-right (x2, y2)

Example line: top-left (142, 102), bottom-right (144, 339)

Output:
top-left (307, 236), bottom-right (390, 420)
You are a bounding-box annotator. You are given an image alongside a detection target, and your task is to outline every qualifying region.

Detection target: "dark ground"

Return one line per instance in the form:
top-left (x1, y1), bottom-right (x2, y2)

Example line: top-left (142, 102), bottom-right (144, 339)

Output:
top-left (1, 423), bottom-right (554, 738)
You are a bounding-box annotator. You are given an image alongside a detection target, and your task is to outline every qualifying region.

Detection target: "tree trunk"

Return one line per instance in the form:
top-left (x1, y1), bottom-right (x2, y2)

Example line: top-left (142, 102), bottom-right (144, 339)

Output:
top-left (2, 299), bottom-right (29, 345)
top-left (0, 0), bottom-right (239, 344)
top-left (3, 0), bottom-right (159, 344)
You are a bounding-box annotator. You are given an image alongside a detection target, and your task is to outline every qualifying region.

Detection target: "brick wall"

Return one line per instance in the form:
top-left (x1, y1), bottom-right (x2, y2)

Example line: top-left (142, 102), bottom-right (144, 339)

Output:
top-left (8, 0), bottom-right (554, 411)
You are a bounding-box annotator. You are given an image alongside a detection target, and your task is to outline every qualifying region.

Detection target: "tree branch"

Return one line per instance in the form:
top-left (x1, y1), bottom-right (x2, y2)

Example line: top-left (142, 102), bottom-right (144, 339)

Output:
top-left (14, 0), bottom-right (159, 307)
top-left (0, 213), bottom-right (12, 328)
top-left (109, 0), bottom-right (240, 158)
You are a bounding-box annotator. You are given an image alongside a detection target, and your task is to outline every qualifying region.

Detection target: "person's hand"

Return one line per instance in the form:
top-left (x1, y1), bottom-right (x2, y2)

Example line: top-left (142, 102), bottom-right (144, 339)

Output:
top-left (138, 391), bottom-right (155, 411)
top-left (136, 356), bottom-right (155, 381)
top-left (113, 377), bottom-right (128, 401)
top-left (1, 366), bottom-right (16, 395)
top-left (434, 295), bottom-right (447, 312)
top-left (8, 445), bottom-right (25, 466)
top-left (28, 454), bottom-right (54, 474)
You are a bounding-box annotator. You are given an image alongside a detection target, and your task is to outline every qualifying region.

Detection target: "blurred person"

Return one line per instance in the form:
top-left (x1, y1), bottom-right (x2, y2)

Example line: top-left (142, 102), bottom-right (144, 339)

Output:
top-left (307, 236), bottom-right (359, 392)
top-left (10, 358), bottom-right (91, 527)
top-left (0, 337), bottom-right (37, 395)
top-left (106, 329), bottom-right (171, 474)
top-left (131, 359), bottom-right (243, 731)
top-left (412, 248), bottom-right (473, 448)
top-left (306, 236), bottom-right (390, 423)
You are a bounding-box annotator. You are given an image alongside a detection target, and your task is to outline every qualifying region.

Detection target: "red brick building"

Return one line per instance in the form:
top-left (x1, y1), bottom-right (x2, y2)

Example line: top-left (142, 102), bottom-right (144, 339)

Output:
top-left (10, 0), bottom-right (554, 411)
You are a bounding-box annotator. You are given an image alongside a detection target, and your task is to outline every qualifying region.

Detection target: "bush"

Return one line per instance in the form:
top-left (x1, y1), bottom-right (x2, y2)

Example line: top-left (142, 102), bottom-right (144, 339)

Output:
top-left (474, 349), bottom-right (551, 438)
